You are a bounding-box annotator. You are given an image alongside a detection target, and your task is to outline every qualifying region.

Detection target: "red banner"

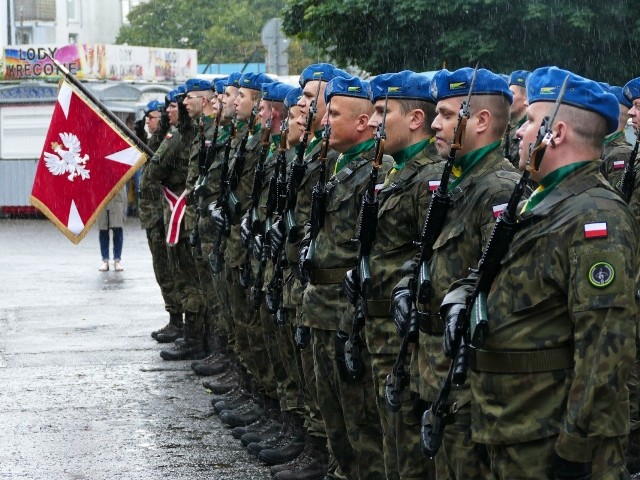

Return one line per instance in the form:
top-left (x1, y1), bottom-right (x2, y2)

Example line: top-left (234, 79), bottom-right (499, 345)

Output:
top-left (30, 79), bottom-right (147, 243)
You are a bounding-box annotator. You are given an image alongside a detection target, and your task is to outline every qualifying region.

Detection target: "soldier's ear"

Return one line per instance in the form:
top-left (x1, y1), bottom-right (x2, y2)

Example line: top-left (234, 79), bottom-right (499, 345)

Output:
top-left (409, 108), bottom-right (425, 132)
top-left (355, 113), bottom-right (370, 132)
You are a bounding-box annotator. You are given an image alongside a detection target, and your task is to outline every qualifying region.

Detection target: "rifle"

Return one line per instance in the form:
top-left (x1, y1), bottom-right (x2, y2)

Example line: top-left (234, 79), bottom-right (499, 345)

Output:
top-left (302, 118), bottom-right (331, 277)
top-left (385, 65), bottom-right (479, 412)
top-left (619, 131), bottom-right (640, 204)
top-left (265, 121), bottom-right (291, 324)
top-left (240, 115), bottom-right (272, 290)
top-left (209, 118), bottom-right (237, 274)
top-left (339, 97), bottom-right (387, 383)
top-left (283, 80), bottom-right (322, 244)
top-left (190, 112), bottom-right (221, 247)
top-left (228, 103), bottom-right (258, 220)
top-left (420, 74), bottom-right (569, 459)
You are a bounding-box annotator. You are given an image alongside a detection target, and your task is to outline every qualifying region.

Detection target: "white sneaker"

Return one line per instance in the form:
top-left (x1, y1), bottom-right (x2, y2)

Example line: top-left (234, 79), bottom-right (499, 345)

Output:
top-left (98, 261), bottom-right (109, 272)
top-left (114, 261), bottom-right (124, 272)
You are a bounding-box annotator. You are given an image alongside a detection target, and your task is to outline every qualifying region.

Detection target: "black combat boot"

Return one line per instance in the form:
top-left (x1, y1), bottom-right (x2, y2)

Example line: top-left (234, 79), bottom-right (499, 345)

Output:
top-left (159, 314), bottom-right (206, 361)
top-left (257, 415), bottom-right (305, 465)
top-left (152, 312), bottom-right (183, 342)
top-left (239, 418), bottom-right (284, 445)
top-left (246, 414), bottom-right (295, 456)
top-left (273, 441), bottom-right (330, 480)
top-left (219, 401), bottom-right (264, 427)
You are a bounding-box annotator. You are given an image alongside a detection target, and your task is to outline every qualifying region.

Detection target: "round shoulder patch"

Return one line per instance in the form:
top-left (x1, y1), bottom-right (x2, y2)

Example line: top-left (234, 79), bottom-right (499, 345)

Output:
top-left (588, 261), bottom-right (615, 288)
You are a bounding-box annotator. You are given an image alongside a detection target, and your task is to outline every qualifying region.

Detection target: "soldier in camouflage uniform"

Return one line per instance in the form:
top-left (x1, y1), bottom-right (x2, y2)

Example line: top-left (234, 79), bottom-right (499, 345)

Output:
top-left (295, 72), bottom-right (387, 480)
top-left (600, 84), bottom-right (634, 187)
top-left (140, 100), bottom-right (184, 343)
top-left (410, 67), bottom-right (520, 480)
top-left (502, 70), bottom-right (530, 168)
top-left (342, 70), bottom-right (442, 480)
top-left (443, 66), bottom-right (639, 479)
top-left (141, 88), bottom-right (206, 361)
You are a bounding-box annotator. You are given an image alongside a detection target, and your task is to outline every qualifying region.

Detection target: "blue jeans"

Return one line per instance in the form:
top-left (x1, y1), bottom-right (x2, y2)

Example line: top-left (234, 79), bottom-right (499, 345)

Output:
top-left (99, 227), bottom-right (123, 261)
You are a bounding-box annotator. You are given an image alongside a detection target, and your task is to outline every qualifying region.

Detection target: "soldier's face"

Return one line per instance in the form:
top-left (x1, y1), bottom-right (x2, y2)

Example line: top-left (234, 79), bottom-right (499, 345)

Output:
top-left (167, 103), bottom-right (179, 126)
top-left (222, 86), bottom-right (239, 119)
top-left (324, 96), bottom-right (370, 153)
top-left (184, 91), bottom-right (206, 119)
top-left (515, 102), bottom-right (548, 177)
top-left (287, 105), bottom-right (304, 147)
top-left (509, 85), bottom-right (527, 119)
top-left (629, 99), bottom-right (640, 133)
top-left (297, 80), bottom-right (327, 139)
top-left (234, 88), bottom-right (256, 122)
top-left (259, 99), bottom-right (272, 129)
top-left (432, 97), bottom-right (463, 159)
top-left (145, 111), bottom-right (160, 134)
top-left (369, 99), bottom-right (411, 155)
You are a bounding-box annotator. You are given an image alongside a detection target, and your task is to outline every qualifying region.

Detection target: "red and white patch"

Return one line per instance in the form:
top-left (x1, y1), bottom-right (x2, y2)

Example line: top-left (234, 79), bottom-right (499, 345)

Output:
top-left (429, 180), bottom-right (440, 192)
top-left (374, 183), bottom-right (384, 194)
top-left (492, 203), bottom-right (508, 218)
top-left (163, 187), bottom-right (187, 246)
top-left (584, 222), bottom-right (608, 239)
top-left (613, 160), bottom-right (625, 170)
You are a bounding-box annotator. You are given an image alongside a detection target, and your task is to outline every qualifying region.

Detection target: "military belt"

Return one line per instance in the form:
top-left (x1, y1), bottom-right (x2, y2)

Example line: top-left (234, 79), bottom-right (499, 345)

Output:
top-left (366, 299), bottom-right (391, 317)
top-left (309, 267), bottom-right (352, 285)
top-left (469, 346), bottom-right (574, 373)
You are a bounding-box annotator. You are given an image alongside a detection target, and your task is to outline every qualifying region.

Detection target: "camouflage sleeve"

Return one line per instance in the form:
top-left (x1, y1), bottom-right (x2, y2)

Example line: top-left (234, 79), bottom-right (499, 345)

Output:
top-left (144, 136), bottom-right (177, 186)
top-left (555, 206), bottom-right (639, 462)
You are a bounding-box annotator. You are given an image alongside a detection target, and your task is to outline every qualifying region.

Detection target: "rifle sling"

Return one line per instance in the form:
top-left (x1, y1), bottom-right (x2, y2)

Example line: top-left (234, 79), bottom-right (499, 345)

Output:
top-left (469, 346), bottom-right (573, 373)
top-left (309, 267), bottom-right (352, 285)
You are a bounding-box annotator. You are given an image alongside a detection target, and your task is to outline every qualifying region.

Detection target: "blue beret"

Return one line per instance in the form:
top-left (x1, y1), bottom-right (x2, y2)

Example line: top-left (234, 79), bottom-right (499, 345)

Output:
top-left (145, 100), bottom-right (163, 114)
top-left (528, 66), bottom-right (619, 135)
top-left (213, 77), bottom-right (228, 95)
top-left (430, 68), bottom-right (513, 104)
top-left (262, 82), bottom-right (295, 103)
top-left (299, 63), bottom-right (351, 88)
top-left (623, 78), bottom-right (640, 104)
top-left (166, 85), bottom-right (185, 103)
top-left (226, 72), bottom-right (242, 89)
top-left (599, 82), bottom-right (632, 109)
top-left (239, 72), bottom-right (275, 91)
top-left (185, 78), bottom-right (211, 93)
top-left (324, 76), bottom-right (371, 103)
top-left (284, 87), bottom-right (303, 110)
top-left (370, 70), bottom-right (434, 103)
top-left (509, 70), bottom-right (531, 88)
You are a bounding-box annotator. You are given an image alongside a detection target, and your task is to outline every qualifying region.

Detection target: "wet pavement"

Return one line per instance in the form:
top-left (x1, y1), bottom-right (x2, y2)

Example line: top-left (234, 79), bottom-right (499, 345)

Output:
top-left (0, 218), bottom-right (271, 480)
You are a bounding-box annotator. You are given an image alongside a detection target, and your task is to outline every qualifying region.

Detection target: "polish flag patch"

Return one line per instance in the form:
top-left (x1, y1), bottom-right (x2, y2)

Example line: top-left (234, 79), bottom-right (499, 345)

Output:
top-left (374, 183), bottom-right (384, 194)
top-left (492, 203), bottom-right (508, 218)
top-left (584, 222), bottom-right (608, 239)
top-left (429, 180), bottom-right (440, 192)
top-left (613, 160), bottom-right (625, 170)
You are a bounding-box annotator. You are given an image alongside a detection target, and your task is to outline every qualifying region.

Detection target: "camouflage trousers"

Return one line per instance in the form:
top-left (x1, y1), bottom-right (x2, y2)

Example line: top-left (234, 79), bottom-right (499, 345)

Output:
top-left (311, 327), bottom-right (385, 480)
top-left (257, 302), bottom-right (281, 401)
top-left (197, 215), bottom-right (221, 338)
top-left (145, 222), bottom-right (182, 315)
top-left (274, 314), bottom-right (305, 417)
top-left (228, 265), bottom-right (250, 371)
top-left (435, 405), bottom-right (491, 480)
top-left (167, 237), bottom-right (205, 334)
top-left (485, 435), bottom-right (627, 479)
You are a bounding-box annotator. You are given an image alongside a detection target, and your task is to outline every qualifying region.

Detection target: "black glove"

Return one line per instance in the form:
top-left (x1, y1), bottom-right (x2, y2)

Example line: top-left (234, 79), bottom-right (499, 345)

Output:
top-left (443, 304), bottom-right (465, 358)
top-left (391, 286), bottom-right (413, 337)
top-left (268, 220), bottom-right (286, 261)
top-left (253, 233), bottom-right (263, 259)
top-left (298, 242), bottom-right (310, 285)
top-left (210, 207), bottom-right (226, 236)
top-left (158, 111), bottom-right (170, 134)
top-left (548, 451), bottom-right (591, 480)
top-left (342, 268), bottom-right (359, 305)
top-left (240, 216), bottom-right (251, 248)
top-left (134, 118), bottom-right (146, 139)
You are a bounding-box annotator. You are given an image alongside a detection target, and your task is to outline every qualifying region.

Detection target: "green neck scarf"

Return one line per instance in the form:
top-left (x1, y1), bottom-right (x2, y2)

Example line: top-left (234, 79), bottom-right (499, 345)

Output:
top-left (335, 138), bottom-right (375, 174)
top-left (603, 130), bottom-right (624, 146)
top-left (522, 161), bottom-right (591, 213)
top-left (306, 129), bottom-right (324, 156)
top-left (450, 140), bottom-right (501, 189)
top-left (391, 138), bottom-right (431, 170)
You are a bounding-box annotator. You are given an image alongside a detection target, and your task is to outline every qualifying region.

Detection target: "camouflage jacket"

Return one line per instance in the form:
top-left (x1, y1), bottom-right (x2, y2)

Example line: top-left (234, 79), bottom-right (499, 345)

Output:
top-left (224, 123), bottom-right (263, 268)
top-left (364, 141), bottom-right (443, 354)
top-left (301, 140), bottom-right (393, 331)
top-left (460, 162), bottom-right (638, 461)
top-left (185, 115), bottom-right (218, 201)
top-left (601, 131), bottom-right (633, 187)
top-left (417, 145), bottom-right (521, 401)
top-left (138, 128), bottom-right (169, 229)
top-left (199, 123), bottom-right (233, 209)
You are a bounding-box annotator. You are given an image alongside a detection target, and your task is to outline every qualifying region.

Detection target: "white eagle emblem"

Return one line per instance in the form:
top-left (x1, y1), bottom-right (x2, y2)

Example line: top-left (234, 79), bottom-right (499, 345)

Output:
top-left (44, 132), bottom-right (90, 181)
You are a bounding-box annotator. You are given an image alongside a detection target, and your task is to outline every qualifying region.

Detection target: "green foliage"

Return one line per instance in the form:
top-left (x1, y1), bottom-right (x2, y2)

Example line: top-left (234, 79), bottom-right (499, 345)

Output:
top-left (283, 0), bottom-right (640, 84)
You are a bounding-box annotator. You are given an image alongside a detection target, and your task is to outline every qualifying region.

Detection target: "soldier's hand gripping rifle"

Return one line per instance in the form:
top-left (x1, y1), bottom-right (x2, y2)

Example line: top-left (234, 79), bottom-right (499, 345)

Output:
top-left (339, 97), bottom-right (387, 383)
top-left (385, 66), bottom-right (479, 412)
top-left (619, 130), bottom-right (640, 204)
top-left (420, 75), bottom-right (569, 459)
top-left (265, 121), bottom-right (290, 324)
top-left (240, 115), bottom-right (272, 290)
top-left (190, 112), bottom-right (221, 247)
top-left (228, 104), bottom-right (258, 220)
top-left (209, 118), bottom-right (236, 274)
top-left (300, 119), bottom-right (331, 286)
top-left (283, 80), bottom-right (322, 244)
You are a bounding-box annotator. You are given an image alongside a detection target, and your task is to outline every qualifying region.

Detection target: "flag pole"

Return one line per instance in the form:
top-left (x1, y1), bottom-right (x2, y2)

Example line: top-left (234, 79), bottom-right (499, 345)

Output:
top-left (45, 53), bottom-right (155, 157)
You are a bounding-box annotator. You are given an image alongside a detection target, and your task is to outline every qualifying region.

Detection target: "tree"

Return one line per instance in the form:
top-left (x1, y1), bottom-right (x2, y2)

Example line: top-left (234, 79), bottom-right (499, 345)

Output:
top-left (117, 0), bottom-right (317, 73)
top-left (282, 0), bottom-right (640, 85)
